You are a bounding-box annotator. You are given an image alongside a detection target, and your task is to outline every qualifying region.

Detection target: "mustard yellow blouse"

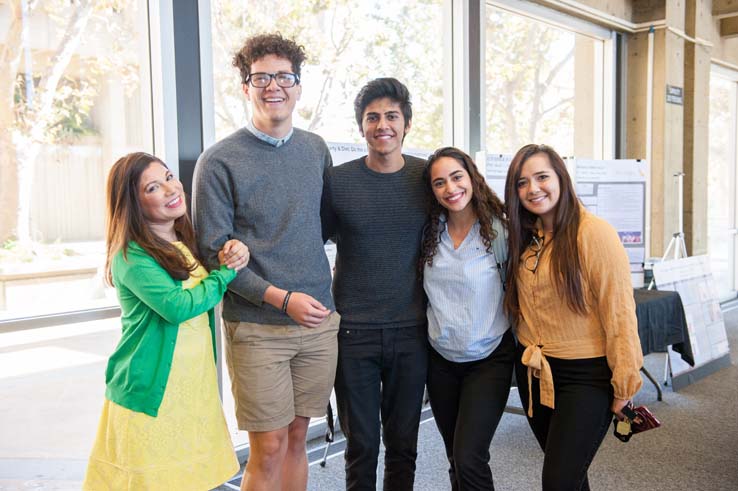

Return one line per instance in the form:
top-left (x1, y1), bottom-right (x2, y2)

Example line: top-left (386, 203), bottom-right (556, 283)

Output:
top-left (515, 209), bottom-right (643, 416)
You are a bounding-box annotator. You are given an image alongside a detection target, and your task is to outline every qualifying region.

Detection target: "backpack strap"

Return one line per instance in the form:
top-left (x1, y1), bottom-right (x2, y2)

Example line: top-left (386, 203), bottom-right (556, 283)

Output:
top-left (491, 217), bottom-right (508, 290)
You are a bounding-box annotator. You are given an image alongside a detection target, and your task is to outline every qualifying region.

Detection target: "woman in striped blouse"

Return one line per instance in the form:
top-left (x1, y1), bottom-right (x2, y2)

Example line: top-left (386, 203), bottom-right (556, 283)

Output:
top-left (420, 146), bottom-right (515, 491)
top-left (504, 144), bottom-right (643, 490)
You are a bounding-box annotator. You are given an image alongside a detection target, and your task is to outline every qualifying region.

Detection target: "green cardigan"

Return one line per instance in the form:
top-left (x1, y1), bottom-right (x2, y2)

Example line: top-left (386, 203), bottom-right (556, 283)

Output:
top-left (104, 242), bottom-right (236, 417)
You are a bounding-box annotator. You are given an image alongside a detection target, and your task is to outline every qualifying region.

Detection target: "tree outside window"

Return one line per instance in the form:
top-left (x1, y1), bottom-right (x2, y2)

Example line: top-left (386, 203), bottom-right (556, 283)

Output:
top-left (0, 0), bottom-right (152, 319)
top-left (210, 0), bottom-right (445, 151)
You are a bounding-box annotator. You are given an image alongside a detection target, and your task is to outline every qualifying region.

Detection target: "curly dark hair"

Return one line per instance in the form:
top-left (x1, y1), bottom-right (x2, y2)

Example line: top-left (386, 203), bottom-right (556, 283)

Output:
top-left (232, 32), bottom-right (307, 84)
top-left (419, 147), bottom-right (507, 274)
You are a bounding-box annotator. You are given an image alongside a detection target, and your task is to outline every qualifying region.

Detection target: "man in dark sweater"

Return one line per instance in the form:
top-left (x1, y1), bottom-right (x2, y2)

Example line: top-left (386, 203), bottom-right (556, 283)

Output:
top-left (193, 34), bottom-right (338, 491)
top-left (322, 78), bottom-right (428, 490)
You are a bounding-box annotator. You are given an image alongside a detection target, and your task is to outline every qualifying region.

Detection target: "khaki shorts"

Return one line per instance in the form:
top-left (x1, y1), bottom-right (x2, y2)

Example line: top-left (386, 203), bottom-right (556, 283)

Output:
top-left (223, 311), bottom-right (339, 432)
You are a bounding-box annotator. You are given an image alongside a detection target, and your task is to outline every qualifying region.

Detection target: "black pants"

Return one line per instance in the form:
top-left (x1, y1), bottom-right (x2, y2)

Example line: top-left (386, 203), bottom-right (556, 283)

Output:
top-left (427, 329), bottom-right (516, 491)
top-left (335, 325), bottom-right (428, 491)
top-left (515, 345), bottom-right (614, 491)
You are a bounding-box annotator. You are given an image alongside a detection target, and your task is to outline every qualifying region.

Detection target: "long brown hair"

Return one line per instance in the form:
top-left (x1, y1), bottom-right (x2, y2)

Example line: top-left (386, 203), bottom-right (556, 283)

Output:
top-left (104, 152), bottom-right (199, 285)
top-left (503, 144), bottom-right (586, 317)
top-left (420, 147), bottom-right (507, 272)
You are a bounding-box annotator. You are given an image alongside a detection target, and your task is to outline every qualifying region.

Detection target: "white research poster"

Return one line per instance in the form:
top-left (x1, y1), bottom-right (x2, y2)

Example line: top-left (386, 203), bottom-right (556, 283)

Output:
top-left (653, 255), bottom-right (730, 374)
top-left (574, 159), bottom-right (649, 284)
top-left (327, 141), bottom-right (430, 166)
top-left (484, 153), bottom-right (576, 203)
top-left (484, 154), bottom-right (513, 200)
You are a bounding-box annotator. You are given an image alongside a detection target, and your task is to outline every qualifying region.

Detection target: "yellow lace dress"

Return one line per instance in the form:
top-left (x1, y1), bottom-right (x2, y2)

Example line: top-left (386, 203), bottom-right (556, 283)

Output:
top-left (83, 244), bottom-right (238, 490)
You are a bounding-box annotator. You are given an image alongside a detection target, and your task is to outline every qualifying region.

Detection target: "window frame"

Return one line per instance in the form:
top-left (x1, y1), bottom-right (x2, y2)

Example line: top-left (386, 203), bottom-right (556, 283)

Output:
top-left (709, 64), bottom-right (738, 301)
top-left (0, 0), bottom-right (164, 329)
top-left (483, 0), bottom-right (617, 160)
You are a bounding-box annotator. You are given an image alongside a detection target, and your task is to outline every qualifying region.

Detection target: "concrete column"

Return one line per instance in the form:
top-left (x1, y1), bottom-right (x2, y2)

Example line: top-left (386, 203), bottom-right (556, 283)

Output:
top-left (663, 1), bottom-right (686, 255)
top-left (626, 0), bottom-right (686, 257)
top-left (626, 31), bottom-right (649, 161)
top-left (574, 35), bottom-right (597, 158)
top-left (684, 0), bottom-right (713, 255)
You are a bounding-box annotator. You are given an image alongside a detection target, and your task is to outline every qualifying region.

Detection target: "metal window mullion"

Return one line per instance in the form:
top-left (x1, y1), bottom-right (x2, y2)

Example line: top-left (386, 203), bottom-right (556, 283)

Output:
top-left (732, 80), bottom-right (738, 292)
top-left (451, 0), bottom-right (484, 156)
top-left (149, 0), bottom-right (179, 173)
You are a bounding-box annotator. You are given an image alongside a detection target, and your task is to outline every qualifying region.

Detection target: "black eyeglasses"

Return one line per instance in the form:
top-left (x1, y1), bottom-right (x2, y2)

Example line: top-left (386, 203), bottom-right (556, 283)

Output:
top-left (245, 72), bottom-right (300, 88)
top-left (524, 234), bottom-right (544, 272)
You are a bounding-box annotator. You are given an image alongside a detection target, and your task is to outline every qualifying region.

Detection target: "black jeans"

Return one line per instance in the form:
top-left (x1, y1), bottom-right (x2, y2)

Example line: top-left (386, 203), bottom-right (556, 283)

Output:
top-left (515, 345), bottom-right (614, 491)
top-left (335, 325), bottom-right (428, 491)
top-left (426, 329), bottom-right (515, 491)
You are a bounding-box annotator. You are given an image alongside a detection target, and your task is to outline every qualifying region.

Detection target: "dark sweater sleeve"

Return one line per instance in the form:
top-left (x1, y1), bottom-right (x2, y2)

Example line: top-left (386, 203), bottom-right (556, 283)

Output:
top-left (192, 153), bottom-right (271, 306)
top-left (321, 168), bottom-right (338, 243)
top-left (323, 143), bottom-right (333, 173)
top-left (193, 155), bottom-right (233, 271)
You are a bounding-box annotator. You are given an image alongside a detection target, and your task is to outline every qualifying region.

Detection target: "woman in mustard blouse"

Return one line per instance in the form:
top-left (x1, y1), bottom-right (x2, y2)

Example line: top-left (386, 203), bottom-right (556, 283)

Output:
top-left (503, 144), bottom-right (643, 490)
top-left (83, 152), bottom-right (249, 490)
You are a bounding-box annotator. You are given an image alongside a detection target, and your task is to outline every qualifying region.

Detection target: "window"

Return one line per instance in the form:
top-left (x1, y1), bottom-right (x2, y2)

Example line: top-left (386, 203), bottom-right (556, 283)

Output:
top-left (209, 0), bottom-right (445, 151)
top-left (707, 66), bottom-right (738, 301)
top-left (484, 2), bottom-right (611, 158)
top-left (0, 0), bottom-right (153, 321)
top-left (0, 0), bottom-right (153, 468)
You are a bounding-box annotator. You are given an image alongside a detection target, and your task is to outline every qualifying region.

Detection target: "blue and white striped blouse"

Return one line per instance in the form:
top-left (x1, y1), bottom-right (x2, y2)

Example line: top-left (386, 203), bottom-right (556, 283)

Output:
top-left (423, 219), bottom-right (510, 363)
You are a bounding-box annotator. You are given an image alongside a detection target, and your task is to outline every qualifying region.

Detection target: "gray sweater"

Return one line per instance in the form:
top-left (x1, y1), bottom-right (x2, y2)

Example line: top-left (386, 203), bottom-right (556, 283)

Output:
top-left (192, 127), bottom-right (335, 324)
top-left (321, 155), bottom-right (428, 329)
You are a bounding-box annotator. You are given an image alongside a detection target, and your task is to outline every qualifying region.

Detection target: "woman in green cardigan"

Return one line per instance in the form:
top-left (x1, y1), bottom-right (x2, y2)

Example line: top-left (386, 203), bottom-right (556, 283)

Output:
top-left (83, 152), bottom-right (249, 490)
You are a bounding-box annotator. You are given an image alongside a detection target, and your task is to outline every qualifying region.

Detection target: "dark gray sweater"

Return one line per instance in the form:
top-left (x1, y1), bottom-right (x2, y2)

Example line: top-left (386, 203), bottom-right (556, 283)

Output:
top-left (321, 155), bottom-right (428, 329)
top-left (192, 127), bottom-right (334, 324)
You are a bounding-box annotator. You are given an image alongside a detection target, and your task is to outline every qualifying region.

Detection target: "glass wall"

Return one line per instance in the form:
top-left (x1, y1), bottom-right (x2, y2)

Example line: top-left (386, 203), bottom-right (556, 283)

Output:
top-left (0, 0), bottom-right (153, 321)
top-left (0, 0), bottom-right (153, 475)
top-left (0, 0), bottom-right (622, 482)
top-left (707, 67), bottom-right (738, 301)
top-left (484, 2), bottom-right (607, 158)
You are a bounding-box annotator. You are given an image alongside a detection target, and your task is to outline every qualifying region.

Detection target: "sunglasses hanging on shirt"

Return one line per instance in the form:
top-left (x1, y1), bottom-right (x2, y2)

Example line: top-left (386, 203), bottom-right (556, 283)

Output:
top-left (524, 234), bottom-right (545, 273)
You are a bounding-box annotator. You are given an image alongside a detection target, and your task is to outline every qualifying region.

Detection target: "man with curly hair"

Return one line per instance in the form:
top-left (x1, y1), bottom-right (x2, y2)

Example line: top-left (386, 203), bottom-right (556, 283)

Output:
top-left (193, 33), bottom-right (338, 491)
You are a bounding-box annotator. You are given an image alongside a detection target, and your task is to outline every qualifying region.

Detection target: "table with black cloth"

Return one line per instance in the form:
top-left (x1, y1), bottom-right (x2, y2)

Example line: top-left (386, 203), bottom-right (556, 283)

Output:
top-left (633, 288), bottom-right (695, 400)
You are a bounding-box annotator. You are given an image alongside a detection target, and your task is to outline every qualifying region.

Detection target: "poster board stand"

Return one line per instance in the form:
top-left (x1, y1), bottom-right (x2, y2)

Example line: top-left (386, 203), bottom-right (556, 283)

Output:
top-left (653, 256), bottom-right (732, 390)
top-left (651, 173), bottom-right (731, 389)
top-left (648, 172), bottom-right (688, 289)
top-left (648, 173), bottom-right (689, 385)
